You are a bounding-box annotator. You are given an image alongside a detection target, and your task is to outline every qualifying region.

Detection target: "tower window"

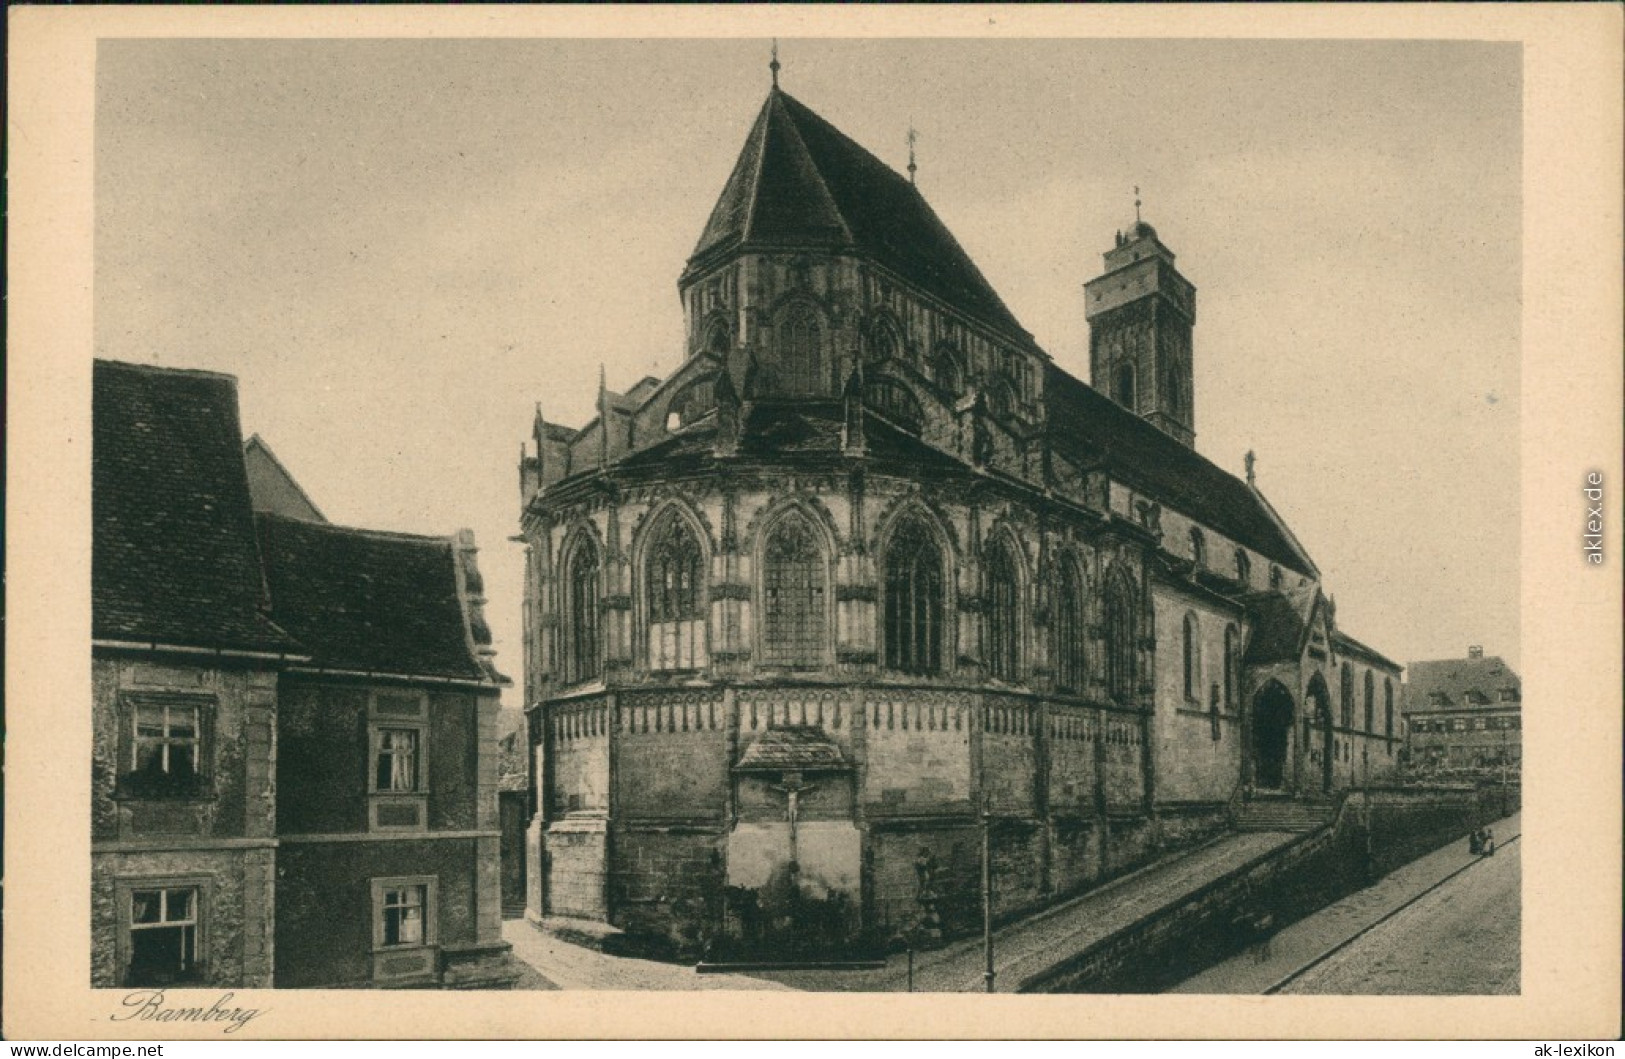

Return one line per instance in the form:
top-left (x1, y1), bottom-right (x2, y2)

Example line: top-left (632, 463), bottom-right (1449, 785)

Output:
top-left (761, 513), bottom-right (826, 668)
top-left (1053, 557), bottom-right (1086, 693)
top-left (777, 306), bottom-right (824, 395)
top-left (564, 537), bottom-right (601, 685)
top-left (1114, 362), bottom-right (1136, 409)
top-left (883, 519), bottom-right (944, 675)
top-left (984, 541), bottom-right (1021, 681)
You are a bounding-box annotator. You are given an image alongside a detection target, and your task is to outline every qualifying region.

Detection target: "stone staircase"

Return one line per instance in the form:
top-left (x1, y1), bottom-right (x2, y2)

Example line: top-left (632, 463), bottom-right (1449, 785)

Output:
top-left (1235, 794), bottom-right (1336, 833)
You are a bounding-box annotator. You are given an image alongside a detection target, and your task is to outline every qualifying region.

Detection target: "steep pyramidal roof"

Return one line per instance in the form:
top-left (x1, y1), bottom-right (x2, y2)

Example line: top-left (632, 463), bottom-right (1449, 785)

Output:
top-left (686, 89), bottom-right (1032, 345)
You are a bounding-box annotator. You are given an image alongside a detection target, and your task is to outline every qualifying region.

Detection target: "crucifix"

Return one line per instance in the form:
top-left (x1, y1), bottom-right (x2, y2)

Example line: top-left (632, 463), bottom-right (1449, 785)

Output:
top-left (769, 770), bottom-right (818, 874)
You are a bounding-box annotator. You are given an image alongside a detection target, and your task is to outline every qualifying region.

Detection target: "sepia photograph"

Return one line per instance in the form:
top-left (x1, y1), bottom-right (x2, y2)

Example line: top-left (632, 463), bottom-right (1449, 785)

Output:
top-left (6, 5), bottom-right (1621, 1042)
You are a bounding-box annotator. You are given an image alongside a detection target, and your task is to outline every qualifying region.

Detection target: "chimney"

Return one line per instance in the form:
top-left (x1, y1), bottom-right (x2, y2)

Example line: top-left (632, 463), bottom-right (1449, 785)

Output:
top-left (1468, 645), bottom-right (1484, 660)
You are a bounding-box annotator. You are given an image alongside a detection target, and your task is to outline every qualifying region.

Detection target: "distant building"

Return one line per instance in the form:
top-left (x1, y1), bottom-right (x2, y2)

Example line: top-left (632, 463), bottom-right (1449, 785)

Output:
top-left (515, 79), bottom-right (1404, 954)
top-left (92, 359), bottom-right (514, 989)
top-left (1401, 646), bottom-right (1522, 772)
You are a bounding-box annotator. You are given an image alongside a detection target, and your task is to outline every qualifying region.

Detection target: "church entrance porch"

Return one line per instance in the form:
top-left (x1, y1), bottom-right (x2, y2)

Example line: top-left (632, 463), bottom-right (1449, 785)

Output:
top-left (1251, 682), bottom-right (1294, 791)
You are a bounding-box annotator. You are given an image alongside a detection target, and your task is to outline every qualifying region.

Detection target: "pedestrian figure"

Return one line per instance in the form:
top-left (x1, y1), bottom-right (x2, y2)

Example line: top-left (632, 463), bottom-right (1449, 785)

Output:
top-left (1482, 828), bottom-right (1495, 856)
top-left (1468, 828), bottom-right (1482, 855)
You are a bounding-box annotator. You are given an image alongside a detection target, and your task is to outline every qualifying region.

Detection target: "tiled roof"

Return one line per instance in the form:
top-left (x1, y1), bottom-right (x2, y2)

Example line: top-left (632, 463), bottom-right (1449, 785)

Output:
top-left (1043, 366), bottom-right (1317, 577)
top-left (1331, 630), bottom-right (1401, 672)
top-left (93, 360), bottom-right (299, 654)
top-left (687, 89), bottom-right (1032, 345)
top-left (735, 725), bottom-right (850, 772)
top-left (1240, 591), bottom-right (1312, 665)
top-left (1402, 656), bottom-right (1520, 714)
top-left (255, 514), bottom-right (488, 682)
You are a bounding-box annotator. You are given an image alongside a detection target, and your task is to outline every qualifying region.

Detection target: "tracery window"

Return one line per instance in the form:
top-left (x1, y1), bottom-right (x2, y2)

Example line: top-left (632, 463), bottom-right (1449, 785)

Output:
top-left (868, 318), bottom-right (900, 364)
top-left (1340, 664), bottom-right (1356, 729)
top-left (564, 538), bottom-right (601, 685)
top-left (1053, 557), bottom-right (1086, 693)
top-left (1364, 670), bottom-right (1376, 733)
top-left (761, 513), bottom-right (825, 668)
top-left (984, 541), bottom-right (1021, 681)
top-left (1182, 613), bottom-right (1201, 701)
top-left (1104, 575), bottom-right (1137, 703)
top-left (646, 515), bottom-right (706, 671)
top-left (883, 519), bottom-right (944, 675)
top-left (932, 345), bottom-right (963, 393)
top-left (778, 305), bottom-right (824, 395)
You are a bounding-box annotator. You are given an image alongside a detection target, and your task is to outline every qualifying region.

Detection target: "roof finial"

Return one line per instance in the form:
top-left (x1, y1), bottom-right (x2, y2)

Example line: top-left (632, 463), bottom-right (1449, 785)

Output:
top-left (1244, 449), bottom-right (1256, 486)
top-left (770, 39), bottom-right (780, 88)
top-left (907, 123), bottom-right (918, 185)
top-left (1134, 185), bottom-right (1142, 225)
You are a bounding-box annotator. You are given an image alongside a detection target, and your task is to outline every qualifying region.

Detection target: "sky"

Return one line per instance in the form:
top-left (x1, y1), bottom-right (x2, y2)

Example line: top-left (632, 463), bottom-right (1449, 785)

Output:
top-left (94, 37), bottom-right (1523, 696)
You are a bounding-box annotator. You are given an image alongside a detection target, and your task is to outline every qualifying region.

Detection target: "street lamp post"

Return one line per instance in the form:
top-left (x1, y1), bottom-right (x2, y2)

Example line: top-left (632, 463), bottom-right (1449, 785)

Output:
top-left (981, 793), bottom-right (995, 993)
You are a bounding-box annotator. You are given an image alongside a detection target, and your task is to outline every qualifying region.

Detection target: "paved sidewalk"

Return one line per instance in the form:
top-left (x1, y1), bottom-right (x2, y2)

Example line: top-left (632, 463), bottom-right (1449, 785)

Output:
top-left (765, 828), bottom-right (1300, 993)
top-left (1169, 812), bottom-right (1521, 994)
top-left (501, 917), bottom-right (793, 991)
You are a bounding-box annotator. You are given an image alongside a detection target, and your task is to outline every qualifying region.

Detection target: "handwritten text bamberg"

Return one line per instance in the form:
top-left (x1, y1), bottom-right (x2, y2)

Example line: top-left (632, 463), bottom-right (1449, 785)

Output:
top-left (110, 990), bottom-right (265, 1034)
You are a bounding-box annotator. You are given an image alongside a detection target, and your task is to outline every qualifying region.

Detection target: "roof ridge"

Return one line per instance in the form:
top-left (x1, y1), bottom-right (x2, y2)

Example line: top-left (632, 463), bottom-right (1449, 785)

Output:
top-left (773, 90), bottom-right (856, 246)
top-left (256, 510), bottom-right (455, 546)
top-left (94, 357), bottom-right (241, 384)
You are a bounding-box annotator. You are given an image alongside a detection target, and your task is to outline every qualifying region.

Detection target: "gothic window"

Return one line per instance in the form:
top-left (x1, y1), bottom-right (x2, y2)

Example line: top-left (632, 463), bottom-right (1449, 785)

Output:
top-left (1235, 548), bottom-right (1251, 585)
top-left (868, 318), bottom-right (900, 364)
top-left (1114, 362), bottom-right (1136, 409)
top-left (564, 537), bottom-right (601, 685)
top-left (1053, 557), bottom-right (1086, 693)
top-left (1224, 624), bottom-right (1239, 710)
top-left (1104, 575), bottom-right (1137, 703)
top-left (646, 515), bottom-right (706, 671)
top-left (1364, 670), bottom-right (1376, 732)
top-left (761, 513), bottom-right (826, 668)
top-left (883, 519), bottom-right (944, 675)
top-left (932, 345), bottom-right (963, 393)
top-left (865, 378), bottom-right (925, 435)
top-left (1190, 528), bottom-right (1206, 570)
top-left (986, 377), bottom-right (1015, 421)
top-left (703, 319), bottom-right (730, 358)
top-left (984, 541), bottom-right (1021, 681)
top-left (1340, 664), bottom-right (1355, 729)
top-left (1385, 678), bottom-right (1395, 739)
top-left (777, 305), bottom-right (824, 395)
top-left (1182, 613), bottom-right (1201, 701)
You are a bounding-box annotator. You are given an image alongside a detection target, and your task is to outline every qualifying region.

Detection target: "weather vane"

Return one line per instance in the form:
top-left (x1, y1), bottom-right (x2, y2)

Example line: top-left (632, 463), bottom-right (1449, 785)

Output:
top-left (907, 124), bottom-right (918, 185)
top-left (1134, 185), bottom-right (1142, 224)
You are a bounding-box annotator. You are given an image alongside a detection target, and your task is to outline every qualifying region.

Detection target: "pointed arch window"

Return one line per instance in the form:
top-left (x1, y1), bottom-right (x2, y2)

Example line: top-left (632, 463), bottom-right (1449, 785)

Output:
top-left (932, 345), bottom-right (963, 393)
top-left (646, 516), bottom-right (706, 672)
top-left (1363, 670), bottom-right (1376, 733)
top-left (868, 318), bottom-right (901, 364)
top-left (1053, 557), bottom-right (1087, 693)
top-left (761, 513), bottom-right (826, 668)
top-left (1182, 613), bottom-right (1202, 702)
top-left (984, 541), bottom-right (1021, 681)
top-left (1189, 528), bottom-right (1206, 571)
top-left (564, 538), bottom-right (601, 686)
top-left (1384, 678), bottom-right (1395, 740)
top-left (1235, 548), bottom-right (1251, 585)
top-left (1104, 575), bottom-right (1137, 703)
top-left (883, 519), bottom-right (944, 675)
top-left (1339, 664), bottom-right (1356, 729)
top-left (777, 306), bottom-right (824, 396)
top-left (1114, 362), bottom-right (1137, 409)
top-left (1224, 624), bottom-right (1239, 710)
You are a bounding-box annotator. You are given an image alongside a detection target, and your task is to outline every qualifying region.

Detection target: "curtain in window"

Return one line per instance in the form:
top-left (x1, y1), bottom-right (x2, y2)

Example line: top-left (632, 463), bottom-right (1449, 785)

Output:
top-left (762, 514), bottom-right (825, 668)
top-left (884, 520), bottom-right (943, 675)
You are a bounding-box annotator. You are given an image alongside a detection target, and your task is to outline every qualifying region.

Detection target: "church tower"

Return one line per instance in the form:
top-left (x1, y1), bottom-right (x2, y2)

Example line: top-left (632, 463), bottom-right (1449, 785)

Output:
top-left (1084, 214), bottom-right (1198, 448)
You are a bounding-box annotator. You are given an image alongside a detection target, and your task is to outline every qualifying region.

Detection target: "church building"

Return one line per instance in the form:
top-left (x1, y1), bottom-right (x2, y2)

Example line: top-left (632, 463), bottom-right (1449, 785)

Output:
top-left (517, 76), bottom-right (1402, 954)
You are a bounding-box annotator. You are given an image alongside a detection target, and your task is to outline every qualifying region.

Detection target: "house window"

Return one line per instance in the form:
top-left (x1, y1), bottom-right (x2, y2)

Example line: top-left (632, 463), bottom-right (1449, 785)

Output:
top-left (761, 513), bottom-right (826, 668)
top-left (778, 306), bottom-right (824, 395)
top-left (646, 515), bottom-right (706, 671)
top-left (1053, 557), bottom-right (1086, 693)
top-left (1340, 665), bottom-right (1355, 729)
top-left (883, 519), bottom-right (944, 675)
top-left (1364, 670), bottom-right (1376, 732)
top-left (120, 694), bottom-right (213, 798)
top-left (368, 692), bottom-right (429, 831)
top-left (1104, 575), bottom-right (1137, 703)
top-left (370, 876), bottom-right (439, 984)
top-left (984, 541), bottom-right (1021, 681)
top-left (564, 536), bottom-right (601, 685)
top-left (1182, 613), bottom-right (1201, 702)
top-left (126, 885), bottom-right (201, 987)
